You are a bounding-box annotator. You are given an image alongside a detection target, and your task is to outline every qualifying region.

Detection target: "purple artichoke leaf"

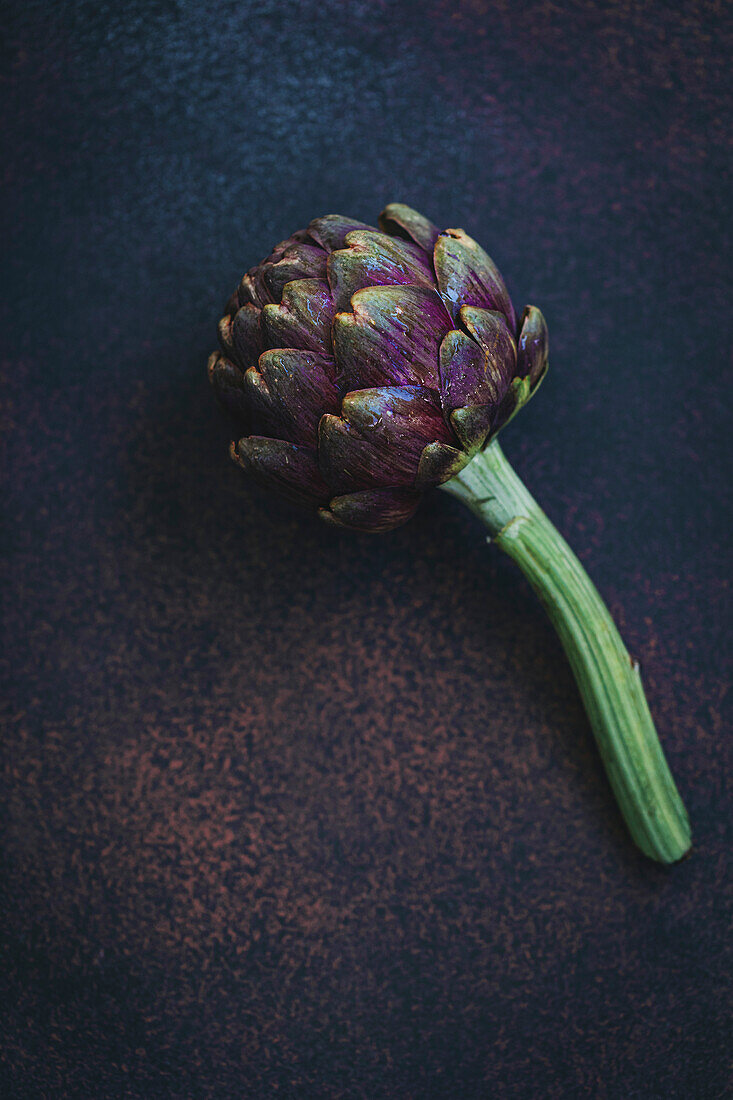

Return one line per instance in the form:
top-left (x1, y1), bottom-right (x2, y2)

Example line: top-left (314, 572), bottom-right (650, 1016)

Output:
top-left (378, 203), bottom-right (441, 253)
top-left (257, 349), bottom-right (340, 447)
top-left (237, 271), bottom-right (261, 309)
top-left (494, 330), bottom-right (549, 434)
top-left (234, 436), bottom-right (330, 507)
top-left (415, 441), bottom-right (471, 488)
top-left (457, 306), bottom-right (517, 394)
top-left (333, 284), bottom-right (452, 392)
top-left (230, 303), bottom-right (264, 370)
top-left (261, 279), bottom-right (335, 354)
top-left (318, 411), bottom-right (426, 493)
top-left (307, 214), bottom-right (378, 253)
top-left (268, 229), bottom-right (316, 259)
top-left (253, 264), bottom-right (280, 307)
top-left (319, 488), bottom-right (422, 532)
top-left (242, 365), bottom-right (285, 437)
top-left (516, 305), bottom-right (549, 387)
top-left (449, 405), bottom-right (495, 454)
top-left (328, 230), bottom-right (436, 313)
top-left (434, 227), bottom-right (517, 331)
top-left (493, 375), bottom-right (532, 434)
top-left (439, 328), bottom-right (501, 414)
top-left (207, 353), bottom-right (251, 429)
top-left (341, 385), bottom-right (452, 450)
top-left (217, 313), bottom-right (236, 359)
top-left (262, 243), bottom-right (327, 300)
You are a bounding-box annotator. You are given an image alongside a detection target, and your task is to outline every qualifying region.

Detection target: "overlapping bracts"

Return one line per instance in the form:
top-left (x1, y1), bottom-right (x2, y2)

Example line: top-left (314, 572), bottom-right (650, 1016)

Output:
top-left (209, 204), bottom-right (548, 531)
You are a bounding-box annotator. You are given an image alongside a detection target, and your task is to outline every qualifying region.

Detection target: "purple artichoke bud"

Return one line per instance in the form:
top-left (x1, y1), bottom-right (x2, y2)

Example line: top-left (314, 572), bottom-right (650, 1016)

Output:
top-left (208, 203), bottom-right (547, 532)
top-left (206, 203), bottom-right (693, 865)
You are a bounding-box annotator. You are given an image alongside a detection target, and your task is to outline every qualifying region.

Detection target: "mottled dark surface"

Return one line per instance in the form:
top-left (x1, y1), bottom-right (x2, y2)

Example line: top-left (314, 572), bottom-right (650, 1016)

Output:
top-left (1, 1), bottom-right (731, 1097)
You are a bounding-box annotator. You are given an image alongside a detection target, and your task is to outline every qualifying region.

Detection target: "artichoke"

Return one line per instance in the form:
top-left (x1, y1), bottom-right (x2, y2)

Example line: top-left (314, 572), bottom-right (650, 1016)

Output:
top-left (208, 203), bottom-right (547, 531)
top-left (207, 203), bottom-right (691, 866)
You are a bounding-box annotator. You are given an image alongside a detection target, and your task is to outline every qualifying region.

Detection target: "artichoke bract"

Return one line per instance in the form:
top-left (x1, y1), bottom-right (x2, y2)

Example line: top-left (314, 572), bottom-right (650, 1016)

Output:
top-left (208, 203), bottom-right (547, 531)
top-left (207, 203), bottom-right (691, 867)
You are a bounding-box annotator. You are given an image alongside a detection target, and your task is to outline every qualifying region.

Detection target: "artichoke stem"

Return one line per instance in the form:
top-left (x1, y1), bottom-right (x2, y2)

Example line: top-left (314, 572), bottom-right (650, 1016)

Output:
top-left (441, 439), bottom-right (691, 864)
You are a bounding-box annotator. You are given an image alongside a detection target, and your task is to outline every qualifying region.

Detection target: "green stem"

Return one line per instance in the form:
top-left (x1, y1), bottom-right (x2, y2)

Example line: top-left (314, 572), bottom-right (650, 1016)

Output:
top-left (441, 439), bottom-right (691, 864)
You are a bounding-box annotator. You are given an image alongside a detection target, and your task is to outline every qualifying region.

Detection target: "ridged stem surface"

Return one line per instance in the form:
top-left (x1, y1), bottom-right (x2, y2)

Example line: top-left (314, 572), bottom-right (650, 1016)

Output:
top-left (442, 440), bottom-right (691, 863)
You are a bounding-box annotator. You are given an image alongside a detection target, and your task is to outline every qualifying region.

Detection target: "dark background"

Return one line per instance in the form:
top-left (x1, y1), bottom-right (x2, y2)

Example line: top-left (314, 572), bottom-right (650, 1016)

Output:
top-left (2, 1), bottom-right (731, 1096)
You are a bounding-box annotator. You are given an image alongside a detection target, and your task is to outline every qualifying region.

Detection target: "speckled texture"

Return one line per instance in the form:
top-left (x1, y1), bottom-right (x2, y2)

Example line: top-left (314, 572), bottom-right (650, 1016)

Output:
top-left (1, 1), bottom-right (731, 1097)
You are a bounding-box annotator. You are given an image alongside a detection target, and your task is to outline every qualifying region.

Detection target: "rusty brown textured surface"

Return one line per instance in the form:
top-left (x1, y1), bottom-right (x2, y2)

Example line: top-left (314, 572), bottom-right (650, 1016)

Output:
top-left (1, 1), bottom-right (731, 1096)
